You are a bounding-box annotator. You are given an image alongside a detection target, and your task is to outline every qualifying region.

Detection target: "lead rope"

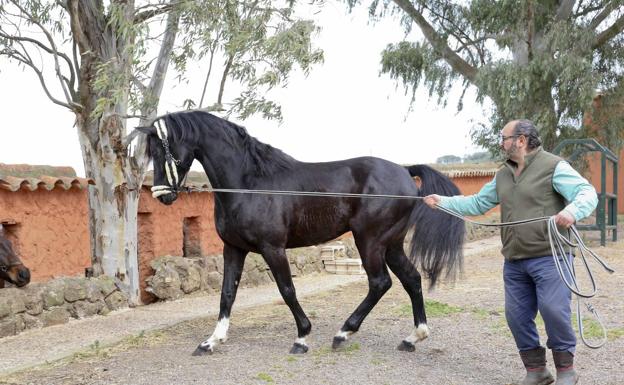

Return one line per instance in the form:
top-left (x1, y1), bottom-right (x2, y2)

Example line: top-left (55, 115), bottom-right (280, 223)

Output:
top-left (175, 186), bottom-right (614, 348)
top-left (436, 204), bottom-right (615, 348)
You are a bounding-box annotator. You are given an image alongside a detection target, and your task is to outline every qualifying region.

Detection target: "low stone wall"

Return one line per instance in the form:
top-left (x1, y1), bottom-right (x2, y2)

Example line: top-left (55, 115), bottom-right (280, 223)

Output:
top-left (146, 246), bottom-right (326, 301)
top-left (0, 276), bottom-right (128, 338)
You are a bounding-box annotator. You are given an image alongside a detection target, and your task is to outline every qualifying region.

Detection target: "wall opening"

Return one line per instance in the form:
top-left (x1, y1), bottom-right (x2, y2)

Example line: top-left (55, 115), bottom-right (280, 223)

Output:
top-left (183, 216), bottom-right (202, 258)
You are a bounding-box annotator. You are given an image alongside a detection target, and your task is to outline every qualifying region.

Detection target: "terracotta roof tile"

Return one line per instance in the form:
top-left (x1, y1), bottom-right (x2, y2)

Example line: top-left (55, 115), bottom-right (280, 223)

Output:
top-left (143, 170), bottom-right (212, 190)
top-left (0, 163), bottom-right (94, 192)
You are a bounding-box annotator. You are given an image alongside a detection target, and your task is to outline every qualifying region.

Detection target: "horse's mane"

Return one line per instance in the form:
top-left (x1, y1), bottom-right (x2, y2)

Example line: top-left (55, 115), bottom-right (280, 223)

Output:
top-left (161, 110), bottom-right (295, 176)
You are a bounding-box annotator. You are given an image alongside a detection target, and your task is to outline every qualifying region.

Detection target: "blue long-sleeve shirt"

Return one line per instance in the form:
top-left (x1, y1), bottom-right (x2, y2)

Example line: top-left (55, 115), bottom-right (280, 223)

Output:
top-left (439, 161), bottom-right (598, 221)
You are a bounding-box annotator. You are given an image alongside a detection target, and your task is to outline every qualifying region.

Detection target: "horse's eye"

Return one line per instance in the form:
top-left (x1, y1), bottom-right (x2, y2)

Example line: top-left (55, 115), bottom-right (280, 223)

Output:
top-left (0, 265), bottom-right (7, 272)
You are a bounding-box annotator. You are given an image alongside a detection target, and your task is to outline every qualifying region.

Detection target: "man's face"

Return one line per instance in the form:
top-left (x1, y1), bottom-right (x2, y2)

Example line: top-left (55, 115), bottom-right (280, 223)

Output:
top-left (500, 123), bottom-right (519, 159)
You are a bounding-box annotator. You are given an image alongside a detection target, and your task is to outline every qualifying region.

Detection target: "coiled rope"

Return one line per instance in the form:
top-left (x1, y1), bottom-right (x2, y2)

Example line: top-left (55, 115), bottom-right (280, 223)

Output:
top-left (162, 186), bottom-right (615, 348)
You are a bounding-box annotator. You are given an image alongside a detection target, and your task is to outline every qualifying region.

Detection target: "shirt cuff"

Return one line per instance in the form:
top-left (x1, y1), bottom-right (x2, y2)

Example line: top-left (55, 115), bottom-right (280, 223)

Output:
top-left (563, 204), bottom-right (582, 222)
top-left (438, 196), bottom-right (451, 209)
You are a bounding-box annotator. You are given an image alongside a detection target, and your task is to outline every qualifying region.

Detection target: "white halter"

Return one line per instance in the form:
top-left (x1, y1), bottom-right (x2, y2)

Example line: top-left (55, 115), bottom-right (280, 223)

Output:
top-left (151, 119), bottom-right (181, 199)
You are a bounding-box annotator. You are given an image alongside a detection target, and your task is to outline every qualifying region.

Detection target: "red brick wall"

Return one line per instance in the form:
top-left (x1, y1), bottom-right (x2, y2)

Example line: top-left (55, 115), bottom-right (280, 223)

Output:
top-left (0, 188), bottom-right (91, 282)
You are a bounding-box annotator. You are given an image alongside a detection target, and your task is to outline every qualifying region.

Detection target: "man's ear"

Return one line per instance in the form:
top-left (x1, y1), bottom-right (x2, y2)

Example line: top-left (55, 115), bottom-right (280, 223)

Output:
top-left (135, 125), bottom-right (157, 135)
top-left (0, 224), bottom-right (4, 236)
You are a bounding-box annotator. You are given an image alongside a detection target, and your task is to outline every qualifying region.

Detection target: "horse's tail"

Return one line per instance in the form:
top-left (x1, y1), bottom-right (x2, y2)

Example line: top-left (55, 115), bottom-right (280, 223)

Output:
top-left (405, 164), bottom-right (465, 288)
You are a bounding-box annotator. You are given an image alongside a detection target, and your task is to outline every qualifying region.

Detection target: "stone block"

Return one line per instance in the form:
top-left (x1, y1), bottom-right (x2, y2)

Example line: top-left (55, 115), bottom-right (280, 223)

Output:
top-left (71, 300), bottom-right (101, 319)
top-left (64, 278), bottom-right (88, 302)
top-left (105, 291), bottom-right (128, 311)
top-left (0, 317), bottom-right (16, 337)
top-left (146, 264), bottom-right (182, 300)
top-left (42, 307), bottom-right (70, 327)
top-left (97, 276), bottom-right (118, 297)
top-left (205, 271), bottom-right (222, 291)
top-left (20, 313), bottom-right (43, 330)
top-left (85, 280), bottom-right (104, 303)
top-left (42, 281), bottom-right (66, 309)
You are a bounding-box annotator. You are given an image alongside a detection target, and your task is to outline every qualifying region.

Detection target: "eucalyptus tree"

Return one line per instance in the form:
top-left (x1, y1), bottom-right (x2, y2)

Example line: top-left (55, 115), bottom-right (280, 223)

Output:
top-left (349, 0), bottom-right (624, 153)
top-left (0, 0), bottom-right (322, 303)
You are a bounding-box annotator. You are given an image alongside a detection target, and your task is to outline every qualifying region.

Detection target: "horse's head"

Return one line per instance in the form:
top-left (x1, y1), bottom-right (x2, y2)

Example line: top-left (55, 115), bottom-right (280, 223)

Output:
top-left (0, 225), bottom-right (30, 287)
top-left (136, 118), bottom-right (195, 205)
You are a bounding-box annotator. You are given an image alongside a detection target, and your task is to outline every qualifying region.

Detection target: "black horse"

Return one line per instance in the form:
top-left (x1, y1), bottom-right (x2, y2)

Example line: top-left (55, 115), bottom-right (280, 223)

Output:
top-left (0, 225), bottom-right (30, 288)
top-left (137, 110), bottom-right (464, 355)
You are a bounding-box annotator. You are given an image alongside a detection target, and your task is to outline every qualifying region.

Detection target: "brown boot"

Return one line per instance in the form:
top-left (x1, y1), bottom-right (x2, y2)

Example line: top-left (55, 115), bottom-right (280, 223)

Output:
top-left (518, 347), bottom-right (554, 385)
top-left (552, 350), bottom-right (579, 385)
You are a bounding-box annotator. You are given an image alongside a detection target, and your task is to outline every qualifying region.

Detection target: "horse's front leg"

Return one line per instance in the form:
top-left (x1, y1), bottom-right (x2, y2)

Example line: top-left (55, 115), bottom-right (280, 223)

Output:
top-left (193, 243), bottom-right (247, 356)
top-left (261, 245), bottom-right (311, 354)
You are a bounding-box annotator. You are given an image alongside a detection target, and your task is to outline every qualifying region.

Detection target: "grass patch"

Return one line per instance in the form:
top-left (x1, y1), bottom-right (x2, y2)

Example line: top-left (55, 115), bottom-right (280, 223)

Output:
top-left (394, 300), bottom-right (464, 318)
top-left (256, 372), bottom-right (274, 383)
top-left (572, 314), bottom-right (624, 341)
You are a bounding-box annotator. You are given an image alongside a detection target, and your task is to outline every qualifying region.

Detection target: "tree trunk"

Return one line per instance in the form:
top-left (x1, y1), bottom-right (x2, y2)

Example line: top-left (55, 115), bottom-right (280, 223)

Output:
top-left (77, 112), bottom-right (141, 305)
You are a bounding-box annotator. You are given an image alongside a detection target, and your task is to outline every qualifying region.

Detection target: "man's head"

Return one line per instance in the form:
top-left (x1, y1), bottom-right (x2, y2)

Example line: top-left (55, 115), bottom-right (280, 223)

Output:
top-left (500, 119), bottom-right (541, 160)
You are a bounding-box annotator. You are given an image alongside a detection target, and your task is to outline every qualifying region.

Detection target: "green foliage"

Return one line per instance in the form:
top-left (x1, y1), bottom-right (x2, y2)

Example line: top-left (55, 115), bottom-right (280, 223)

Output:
top-left (357, 0), bottom-right (624, 154)
top-left (463, 151), bottom-right (492, 163)
top-left (436, 154), bottom-right (462, 164)
top-left (172, 0), bottom-right (324, 121)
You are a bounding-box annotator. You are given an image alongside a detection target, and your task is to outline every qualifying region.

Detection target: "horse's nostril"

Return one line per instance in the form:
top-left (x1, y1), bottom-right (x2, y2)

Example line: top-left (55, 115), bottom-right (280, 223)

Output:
top-left (18, 268), bottom-right (30, 281)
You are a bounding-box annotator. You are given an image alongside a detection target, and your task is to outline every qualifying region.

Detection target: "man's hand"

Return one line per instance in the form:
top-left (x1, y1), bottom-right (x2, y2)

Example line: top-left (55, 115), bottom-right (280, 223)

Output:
top-left (423, 194), bottom-right (441, 209)
top-left (554, 210), bottom-right (575, 228)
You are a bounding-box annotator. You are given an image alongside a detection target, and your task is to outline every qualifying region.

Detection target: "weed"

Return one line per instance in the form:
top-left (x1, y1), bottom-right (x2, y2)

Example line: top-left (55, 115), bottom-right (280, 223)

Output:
top-left (256, 372), bottom-right (274, 383)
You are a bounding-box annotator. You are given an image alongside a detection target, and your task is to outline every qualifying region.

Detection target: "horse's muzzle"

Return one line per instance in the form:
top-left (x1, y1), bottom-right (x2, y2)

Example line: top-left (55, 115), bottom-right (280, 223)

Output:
top-left (157, 191), bottom-right (178, 205)
top-left (6, 265), bottom-right (30, 287)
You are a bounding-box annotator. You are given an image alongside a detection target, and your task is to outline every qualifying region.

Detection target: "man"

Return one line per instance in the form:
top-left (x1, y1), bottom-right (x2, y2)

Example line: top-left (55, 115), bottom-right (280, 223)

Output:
top-left (424, 120), bottom-right (597, 385)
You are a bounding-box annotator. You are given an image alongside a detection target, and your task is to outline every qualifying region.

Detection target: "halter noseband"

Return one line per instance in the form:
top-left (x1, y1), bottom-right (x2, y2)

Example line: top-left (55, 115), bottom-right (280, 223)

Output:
top-left (151, 119), bottom-right (186, 199)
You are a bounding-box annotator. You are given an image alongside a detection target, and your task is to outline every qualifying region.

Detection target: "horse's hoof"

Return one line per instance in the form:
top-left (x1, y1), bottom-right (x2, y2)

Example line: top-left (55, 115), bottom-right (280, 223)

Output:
top-left (289, 343), bottom-right (309, 354)
top-left (332, 336), bottom-right (346, 350)
top-left (397, 340), bottom-right (416, 352)
top-left (192, 345), bottom-right (213, 356)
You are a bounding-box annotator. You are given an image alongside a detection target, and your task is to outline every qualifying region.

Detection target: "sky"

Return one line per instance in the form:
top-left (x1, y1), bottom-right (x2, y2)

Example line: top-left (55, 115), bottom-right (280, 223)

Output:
top-left (0, 2), bottom-right (487, 178)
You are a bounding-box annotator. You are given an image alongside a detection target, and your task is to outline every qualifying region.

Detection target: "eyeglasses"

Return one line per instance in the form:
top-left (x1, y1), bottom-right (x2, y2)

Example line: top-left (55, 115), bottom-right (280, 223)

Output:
top-left (500, 134), bottom-right (519, 143)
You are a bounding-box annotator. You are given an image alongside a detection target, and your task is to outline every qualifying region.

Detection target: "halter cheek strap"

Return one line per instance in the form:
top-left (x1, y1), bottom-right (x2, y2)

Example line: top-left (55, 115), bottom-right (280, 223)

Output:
top-left (151, 119), bottom-right (184, 198)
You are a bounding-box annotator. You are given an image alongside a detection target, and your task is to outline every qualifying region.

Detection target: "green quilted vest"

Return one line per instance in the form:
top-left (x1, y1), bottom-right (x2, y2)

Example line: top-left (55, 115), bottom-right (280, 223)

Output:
top-left (495, 148), bottom-right (566, 260)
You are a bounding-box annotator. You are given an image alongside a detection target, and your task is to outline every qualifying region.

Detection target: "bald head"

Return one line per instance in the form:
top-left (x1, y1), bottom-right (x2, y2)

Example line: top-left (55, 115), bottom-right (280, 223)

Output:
top-left (510, 119), bottom-right (541, 150)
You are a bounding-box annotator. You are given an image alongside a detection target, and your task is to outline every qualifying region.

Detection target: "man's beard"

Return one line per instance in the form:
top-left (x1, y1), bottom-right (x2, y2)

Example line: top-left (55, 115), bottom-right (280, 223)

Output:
top-left (504, 142), bottom-right (519, 159)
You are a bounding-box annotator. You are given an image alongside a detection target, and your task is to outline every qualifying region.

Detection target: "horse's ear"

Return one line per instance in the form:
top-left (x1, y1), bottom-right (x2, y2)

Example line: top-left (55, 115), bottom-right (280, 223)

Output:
top-left (135, 125), bottom-right (157, 135)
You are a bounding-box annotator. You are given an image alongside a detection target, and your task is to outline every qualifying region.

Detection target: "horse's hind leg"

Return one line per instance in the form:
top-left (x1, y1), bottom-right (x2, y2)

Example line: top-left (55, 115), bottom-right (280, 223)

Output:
top-left (332, 236), bottom-right (391, 349)
top-left (193, 243), bottom-right (247, 356)
top-left (385, 241), bottom-right (429, 352)
top-left (261, 245), bottom-right (311, 354)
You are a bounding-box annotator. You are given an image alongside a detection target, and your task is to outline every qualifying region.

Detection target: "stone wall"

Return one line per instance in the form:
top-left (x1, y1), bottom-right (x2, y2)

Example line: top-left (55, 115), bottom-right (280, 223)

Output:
top-left (146, 246), bottom-right (326, 301)
top-left (0, 276), bottom-right (128, 338)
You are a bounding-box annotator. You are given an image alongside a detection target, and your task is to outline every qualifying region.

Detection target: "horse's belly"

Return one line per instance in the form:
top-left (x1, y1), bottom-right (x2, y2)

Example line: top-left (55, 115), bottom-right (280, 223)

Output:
top-left (286, 206), bottom-right (350, 247)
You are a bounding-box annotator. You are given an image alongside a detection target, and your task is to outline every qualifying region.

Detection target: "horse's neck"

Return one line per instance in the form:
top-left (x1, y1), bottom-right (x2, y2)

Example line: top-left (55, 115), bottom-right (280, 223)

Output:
top-left (195, 138), bottom-right (250, 189)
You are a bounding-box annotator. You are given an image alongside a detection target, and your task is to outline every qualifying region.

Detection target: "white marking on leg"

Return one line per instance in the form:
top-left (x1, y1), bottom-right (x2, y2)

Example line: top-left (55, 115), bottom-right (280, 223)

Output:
top-left (404, 323), bottom-right (429, 344)
top-left (295, 337), bottom-right (307, 347)
top-left (335, 330), bottom-right (353, 340)
top-left (200, 317), bottom-right (230, 351)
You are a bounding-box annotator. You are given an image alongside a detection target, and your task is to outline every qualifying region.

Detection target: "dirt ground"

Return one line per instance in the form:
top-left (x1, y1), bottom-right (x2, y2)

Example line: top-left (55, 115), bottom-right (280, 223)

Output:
top-left (1, 239), bottom-right (623, 385)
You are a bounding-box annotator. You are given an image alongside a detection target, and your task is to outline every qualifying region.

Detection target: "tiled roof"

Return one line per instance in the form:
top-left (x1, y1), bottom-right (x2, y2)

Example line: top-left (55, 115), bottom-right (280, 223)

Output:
top-left (430, 162), bottom-right (500, 178)
top-left (143, 170), bottom-right (212, 190)
top-left (0, 164), bottom-right (94, 192)
top-left (442, 169), bottom-right (498, 178)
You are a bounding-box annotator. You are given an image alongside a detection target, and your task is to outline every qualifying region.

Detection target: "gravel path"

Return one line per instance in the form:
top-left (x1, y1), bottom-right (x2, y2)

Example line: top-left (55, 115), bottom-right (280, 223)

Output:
top-left (1, 236), bottom-right (622, 385)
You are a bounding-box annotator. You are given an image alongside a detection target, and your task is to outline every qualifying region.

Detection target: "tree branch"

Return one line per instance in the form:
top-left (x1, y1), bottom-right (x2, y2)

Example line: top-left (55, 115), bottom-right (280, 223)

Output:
top-left (0, 30), bottom-right (77, 96)
top-left (589, 0), bottom-right (619, 29)
top-left (134, 2), bottom-right (177, 24)
top-left (218, 54), bottom-right (235, 105)
top-left (555, 0), bottom-right (577, 21)
top-left (1, 48), bottom-right (75, 110)
top-left (8, 0), bottom-right (77, 106)
top-left (593, 13), bottom-right (624, 48)
top-left (391, 0), bottom-right (478, 82)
